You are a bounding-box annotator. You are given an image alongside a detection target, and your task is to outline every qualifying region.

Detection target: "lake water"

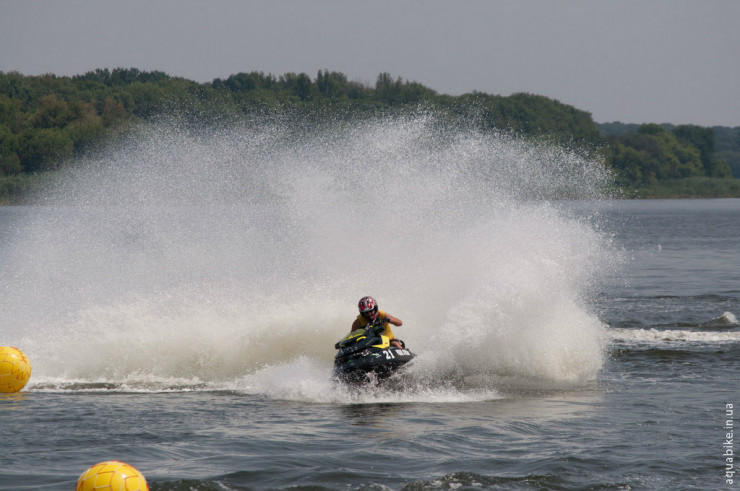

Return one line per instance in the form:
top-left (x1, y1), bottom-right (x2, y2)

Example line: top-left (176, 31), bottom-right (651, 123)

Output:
top-left (0, 120), bottom-right (738, 490)
top-left (2, 199), bottom-right (737, 490)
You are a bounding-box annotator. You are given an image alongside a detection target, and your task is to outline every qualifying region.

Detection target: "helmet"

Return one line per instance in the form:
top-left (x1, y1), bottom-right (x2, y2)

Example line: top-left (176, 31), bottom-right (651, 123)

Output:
top-left (358, 296), bottom-right (378, 315)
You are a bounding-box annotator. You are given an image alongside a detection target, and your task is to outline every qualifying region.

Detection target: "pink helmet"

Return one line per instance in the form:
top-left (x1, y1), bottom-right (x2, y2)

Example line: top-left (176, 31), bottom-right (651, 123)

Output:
top-left (358, 296), bottom-right (378, 314)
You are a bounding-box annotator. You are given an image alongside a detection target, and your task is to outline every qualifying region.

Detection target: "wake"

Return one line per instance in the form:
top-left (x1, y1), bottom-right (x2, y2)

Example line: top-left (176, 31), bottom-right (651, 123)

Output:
top-left (1, 112), bottom-right (618, 397)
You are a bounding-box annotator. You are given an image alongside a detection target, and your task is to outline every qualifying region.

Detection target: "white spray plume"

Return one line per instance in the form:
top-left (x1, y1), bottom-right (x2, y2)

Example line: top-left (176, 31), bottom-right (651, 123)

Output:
top-left (1, 112), bottom-right (617, 395)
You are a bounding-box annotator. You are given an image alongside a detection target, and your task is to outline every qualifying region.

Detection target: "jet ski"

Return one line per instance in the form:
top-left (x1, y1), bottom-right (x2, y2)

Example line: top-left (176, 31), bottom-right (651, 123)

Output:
top-left (333, 321), bottom-right (415, 385)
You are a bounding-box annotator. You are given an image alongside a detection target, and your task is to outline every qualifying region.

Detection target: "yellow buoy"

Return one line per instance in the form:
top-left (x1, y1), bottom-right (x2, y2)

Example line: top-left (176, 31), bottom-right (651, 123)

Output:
top-left (76, 461), bottom-right (149, 491)
top-left (0, 346), bottom-right (31, 393)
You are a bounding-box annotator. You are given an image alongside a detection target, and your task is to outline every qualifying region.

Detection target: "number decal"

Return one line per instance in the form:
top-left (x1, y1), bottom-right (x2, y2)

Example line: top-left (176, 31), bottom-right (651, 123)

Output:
top-left (384, 350), bottom-right (395, 360)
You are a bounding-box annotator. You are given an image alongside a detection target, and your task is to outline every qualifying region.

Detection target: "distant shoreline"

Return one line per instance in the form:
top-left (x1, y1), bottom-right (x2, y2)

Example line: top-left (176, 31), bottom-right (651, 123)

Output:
top-left (2, 174), bottom-right (739, 205)
top-left (620, 176), bottom-right (740, 199)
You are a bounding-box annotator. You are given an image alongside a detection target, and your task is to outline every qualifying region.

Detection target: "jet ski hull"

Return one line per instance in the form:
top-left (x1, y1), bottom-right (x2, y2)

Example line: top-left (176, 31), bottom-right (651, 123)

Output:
top-left (333, 346), bottom-right (414, 384)
top-left (332, 325), bottom-right (415, 385)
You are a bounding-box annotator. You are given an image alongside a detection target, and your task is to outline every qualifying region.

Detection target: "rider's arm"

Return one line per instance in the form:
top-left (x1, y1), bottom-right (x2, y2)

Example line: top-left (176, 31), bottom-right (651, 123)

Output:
top-left (385, 314), bottom-right (402, 326)
top-left (350, 317), bottom-right (363, 331)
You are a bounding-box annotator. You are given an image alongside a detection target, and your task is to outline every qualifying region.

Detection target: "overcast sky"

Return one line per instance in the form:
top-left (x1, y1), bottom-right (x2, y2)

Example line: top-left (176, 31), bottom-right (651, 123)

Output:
top-left (1, 0), bottom-right (738, 126)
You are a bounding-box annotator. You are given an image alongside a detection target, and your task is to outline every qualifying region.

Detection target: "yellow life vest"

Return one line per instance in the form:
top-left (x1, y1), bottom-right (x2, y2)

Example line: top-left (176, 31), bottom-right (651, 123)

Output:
top-left (354, 309), bottom-right (396, 339)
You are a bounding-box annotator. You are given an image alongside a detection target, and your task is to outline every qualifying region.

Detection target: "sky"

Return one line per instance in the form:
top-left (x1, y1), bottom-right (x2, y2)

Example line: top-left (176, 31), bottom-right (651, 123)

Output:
top-left (1, 0), bottom-right (738, 126)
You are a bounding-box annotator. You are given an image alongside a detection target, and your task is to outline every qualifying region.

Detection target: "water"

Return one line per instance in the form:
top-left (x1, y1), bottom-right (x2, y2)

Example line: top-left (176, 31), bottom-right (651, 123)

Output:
top-left (1, 116), bottom-right (738, 490)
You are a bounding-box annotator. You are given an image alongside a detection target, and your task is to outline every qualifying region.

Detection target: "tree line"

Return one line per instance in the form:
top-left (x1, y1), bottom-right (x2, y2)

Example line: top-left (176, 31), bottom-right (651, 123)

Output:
top-left (1, 68), bottom-right (737, 187)
top-left (600, 121), bottom-right (737, 185)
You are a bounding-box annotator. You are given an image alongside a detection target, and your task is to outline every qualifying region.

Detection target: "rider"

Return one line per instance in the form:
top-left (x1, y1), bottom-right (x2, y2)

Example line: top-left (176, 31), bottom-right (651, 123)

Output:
top-left (351, 296), bottom-right (404, 348)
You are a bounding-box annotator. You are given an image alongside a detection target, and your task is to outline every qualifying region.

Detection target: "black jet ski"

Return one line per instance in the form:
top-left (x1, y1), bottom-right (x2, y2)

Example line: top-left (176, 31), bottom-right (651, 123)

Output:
top-left (333, 321), bottom-right (415, 385)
